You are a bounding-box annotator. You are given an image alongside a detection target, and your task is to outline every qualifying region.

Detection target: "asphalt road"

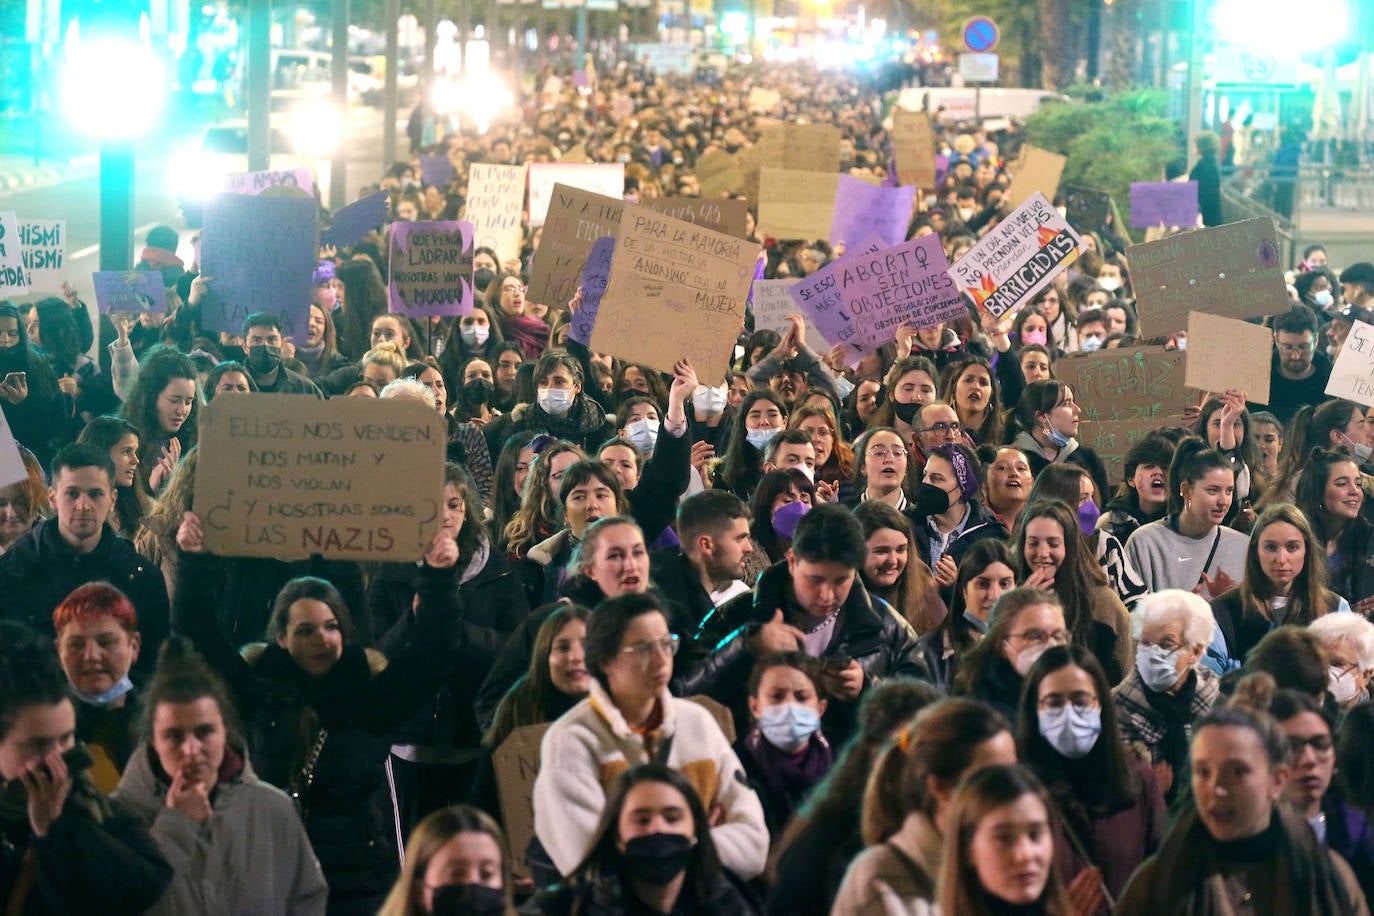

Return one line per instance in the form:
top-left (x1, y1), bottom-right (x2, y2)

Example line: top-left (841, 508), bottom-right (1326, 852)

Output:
top-left (0, 105), bottom-right (390, 306)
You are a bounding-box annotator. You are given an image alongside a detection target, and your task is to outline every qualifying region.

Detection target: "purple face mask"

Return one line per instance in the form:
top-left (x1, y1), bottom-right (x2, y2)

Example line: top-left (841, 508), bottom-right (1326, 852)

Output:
top-left (772, 500), bottom-right (811, 539)
top-left (1021, 328), bottom-right (1049, 346)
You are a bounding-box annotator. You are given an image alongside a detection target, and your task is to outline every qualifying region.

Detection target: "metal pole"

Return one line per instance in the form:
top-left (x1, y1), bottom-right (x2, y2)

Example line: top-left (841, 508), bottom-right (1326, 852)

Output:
top-left (330, 0), bottom-right (349, 209)
top-left (99, 140), bottom-right (135, 271)
top-left (247, 0), bottom-right (271, 172)
top-left (383, 0), bottom-right (399, 167)
top-left (424, 0), bottom-right (438, 79)
top-left (577, 0), bottom-right (587, 67)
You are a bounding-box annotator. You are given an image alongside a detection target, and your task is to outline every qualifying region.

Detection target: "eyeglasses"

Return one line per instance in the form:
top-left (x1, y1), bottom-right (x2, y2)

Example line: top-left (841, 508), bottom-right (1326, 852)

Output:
top-left (502, 284), bottom-right (527, 295)
top-left (1277, 342), bottom-right (1313, 355)
top-left (1286, 734), bottom-right (1333, 756)
top-left (1006, 628), bottom-right (1070, 647)
top-left (869, 446), bottom-right (907, 459)
top-left (620, 634), bottom-right (680, 667)
top-left (917, 421), bottom-right (961, 434)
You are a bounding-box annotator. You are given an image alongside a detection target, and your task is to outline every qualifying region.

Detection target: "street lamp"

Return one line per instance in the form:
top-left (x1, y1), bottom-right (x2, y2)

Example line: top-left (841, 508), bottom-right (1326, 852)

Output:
top-left (60, 38), bottom-right (165, 271)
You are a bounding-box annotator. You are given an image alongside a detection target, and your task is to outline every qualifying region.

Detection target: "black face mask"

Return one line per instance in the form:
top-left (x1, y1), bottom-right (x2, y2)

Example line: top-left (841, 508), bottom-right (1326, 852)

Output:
top-left (620, 833), bottom-right (693, 885)
top-left (246, 344), bottom-right (282, 375)
top-left (892, 400), bottom-right (921, 424)
top-left (463, 378), bottom-right (494, 404)
top-left (430, 883), bottom-right (505, 916)
top-left (473, 267), bottom-right (497, 292)
top-left (913, 481), bottom-right (953, 518)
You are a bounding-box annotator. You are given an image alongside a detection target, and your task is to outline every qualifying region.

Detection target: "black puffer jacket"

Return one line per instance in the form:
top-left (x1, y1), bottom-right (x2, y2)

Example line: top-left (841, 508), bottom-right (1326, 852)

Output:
top-left (369, 538), bottom-right (528, 751)
top-left (524, 866), bottom-right (759, 916)
top-left (483, 394), bottom-right (614, 464)
top-left (173, 550), bottom-right (463, 916)
top-left (677, 561), bottom-right (930, 743)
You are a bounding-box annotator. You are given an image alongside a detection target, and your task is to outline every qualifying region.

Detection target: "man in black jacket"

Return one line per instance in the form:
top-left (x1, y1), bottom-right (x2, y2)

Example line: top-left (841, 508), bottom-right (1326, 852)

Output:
top-left (677, 503), bottom-right (929, 744)
top-left (650, 490), bottom-right (755, 628)
top-left (0, 444), bottom-right (169, 679)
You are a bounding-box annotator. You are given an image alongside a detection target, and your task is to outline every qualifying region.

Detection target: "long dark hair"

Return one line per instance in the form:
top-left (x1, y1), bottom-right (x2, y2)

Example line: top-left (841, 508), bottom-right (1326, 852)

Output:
top-left (1296, 448), bottom-right (1363, 546)
top-left (1240, 503), bottom-right (1331, 627)
top-left (118, 346), bottom-right (199, 487)
top-left (33, 298), bottom-right (82, 371)
top-left (484, 604), bottom-right (591, 750)
top-left (1267, 401), bottom-right (1363, 505)
top-left (1016, 645), bottom-right (1136, 811)
top-left (1193, 396), bottom-right (1261, 484)
top-left (490, 430), bottom-right (542, 545)
top-left (717, 390), bottom-right (787, 494)
top-left (0, 621), bottom-right (69, 739)
top-left (1010, 501), bottom-right (1106, 651)
top-left (854, 500), bottom-right (938, 633)
top-left (749, 468), bottom-right (814, 562)
top-left (76, 415), bottom-right (149, 535)
top-left (1167, 436), bottom-right (1232, 516)
top-left (335, 258), bottom-right (388, 360)
top-left (941, 356), bottom-right (1003, 445)
top-left (946, 540), bottom-right (1016, 656)
top-left (267, 577), bottom-right (356, 645)
top-left (1006, 379), bottom-right (1071, 442)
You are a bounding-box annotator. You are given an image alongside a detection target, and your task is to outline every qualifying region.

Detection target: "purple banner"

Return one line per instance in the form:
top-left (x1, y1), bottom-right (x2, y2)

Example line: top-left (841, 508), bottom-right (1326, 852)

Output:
top-left (387, 220), bottom-right (475, 318)
top-left (91, 270), bottom-right (169, 313)
top-left (321, 191), bottom-right (389, 249)
top-left (1130, 181), bottom-right (1199, 229)
top-left (787, 234), bottom-right (885, 355)
top-left (830, 175), bottom-right (915, 248)
top-left (419, 154), bottom-right (457, 189)
top-left (570, 237), bottom-right (614, 346)
top-left (842, 235), bottom-right (963, 347)
top-left (199, 192), bottom-right (317, 338)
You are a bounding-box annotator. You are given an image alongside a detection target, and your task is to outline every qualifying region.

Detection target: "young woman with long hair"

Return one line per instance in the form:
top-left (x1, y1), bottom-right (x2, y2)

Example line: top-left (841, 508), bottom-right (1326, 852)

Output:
top-left (854, 500), bottom-right (946, 635)
top-left (377, 805), bottom-right (514, 916)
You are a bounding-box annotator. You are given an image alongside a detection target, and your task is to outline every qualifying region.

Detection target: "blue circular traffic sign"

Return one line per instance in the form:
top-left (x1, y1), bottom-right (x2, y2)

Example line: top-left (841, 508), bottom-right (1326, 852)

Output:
top-left (962, 16), bottom-right (1000, 53)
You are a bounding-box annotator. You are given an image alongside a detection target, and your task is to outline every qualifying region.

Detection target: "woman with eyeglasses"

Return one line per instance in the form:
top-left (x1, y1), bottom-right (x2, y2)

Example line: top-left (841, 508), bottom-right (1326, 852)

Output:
top-left (1309, 612), bottom-right (1374, 711)
top-left (532, 593), bottom-right (768, 882)
top-left (1017, 645), bottom-right (1166, 910)
top-left (955, 587), bottom-right (1070, 721)
top-left (486, 273), bottom-right (548, 360)
top-left (1273, 688), bottom-right (1374, 902)
top-left (848, 428), bottom-right (912, 510)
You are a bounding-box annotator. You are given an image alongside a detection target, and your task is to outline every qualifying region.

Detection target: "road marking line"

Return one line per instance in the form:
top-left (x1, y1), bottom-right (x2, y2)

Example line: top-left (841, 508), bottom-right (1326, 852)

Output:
top-left (68, 222), bottom-right (162, 262)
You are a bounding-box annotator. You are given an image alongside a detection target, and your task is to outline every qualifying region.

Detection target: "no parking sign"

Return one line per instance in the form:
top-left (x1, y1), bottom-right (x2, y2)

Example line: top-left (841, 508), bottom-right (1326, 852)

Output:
top-left (961, 16), bottom-right (1000, 53)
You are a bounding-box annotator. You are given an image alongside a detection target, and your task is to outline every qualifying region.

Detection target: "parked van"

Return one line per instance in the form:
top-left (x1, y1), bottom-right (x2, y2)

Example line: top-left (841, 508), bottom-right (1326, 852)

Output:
top-left (895, 86), bottom-right (1073, 123)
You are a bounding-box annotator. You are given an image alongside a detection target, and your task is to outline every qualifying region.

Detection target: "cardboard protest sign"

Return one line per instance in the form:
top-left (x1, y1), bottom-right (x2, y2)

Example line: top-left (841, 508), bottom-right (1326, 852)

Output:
top-left (199, 193), bottom-right (316, 337)
top-left (387, 220), bottom-right (475, 317)
top-left (418, 154), bottom-right (456, 188)
top-left (527, 163), bottom-right (624, 226)
top-left (695, 149), bottom-right (744, 198)
top-left (320, 192), bottom-right (388, 250)
top-left (641, 197), bottom-right (749, 239)
top-left (569, 237), bottom-right (614, 346)
top-left (466, 163), bottom-right (528, 263)
top-left (758, 169), bottom-right (839, 241)
top-left (590, 204), bottom-right (758, 382)
top-left (1326, 320), bottom-right (1374, 407)
top-left (528, 186), bottom-right (624, 308)
top-left (0, 407), bottom-right (26, 488)
top-left (1057, 346), bottom-right (1192, 484)
top-left (747, 87), bottom-right (781, 113)
top-left (1130, 181), bottom-right (1200, 229)
top-left (194, 393), bottom-right (447, 562)
top-left (0, 211), bottom-right (28, 297)
top-left (91, 270), bottom-right (169, 313)
top-left (1131, 217), bottom-right (1286, 338)
top-left (1185, 312), bottom-right (1271, 404)
top-left (1062, 186), bottom-right (1113, 239)
top-left (947, 192), bottom-right (1084, 318)
top-left (892, 110), bottom-right (938, 189)
top-left (830, 175), bottom-right (914, 248)
top-left (223, 167), bottom-right (313, 196)
top-left (1005, 146), bottom-right (1066, 209)
top-left (751, 279), bottom-right (830, 353)
top-left (18, 220), bottom-right (65, 293)
top-left (757, 124), bottom-right (841, 174)
top-left (493, 723), bottom-right (553, 880)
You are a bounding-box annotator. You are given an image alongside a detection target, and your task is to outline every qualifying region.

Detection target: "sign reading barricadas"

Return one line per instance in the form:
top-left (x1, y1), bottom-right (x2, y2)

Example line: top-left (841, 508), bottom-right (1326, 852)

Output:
top-left (388, 220), bottom-right (475, 317)
top-left (194, 394), bottom-right (447, 562)
top-left (946, 192), bottom-right (1083, 318)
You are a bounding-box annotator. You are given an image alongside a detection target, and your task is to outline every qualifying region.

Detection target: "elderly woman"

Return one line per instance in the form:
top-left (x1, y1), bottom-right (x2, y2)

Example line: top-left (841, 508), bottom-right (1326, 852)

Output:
top-left (1112, 589), bottom-right (1222, 805)
top-left (1309, 613), bottom-right (1374, 711)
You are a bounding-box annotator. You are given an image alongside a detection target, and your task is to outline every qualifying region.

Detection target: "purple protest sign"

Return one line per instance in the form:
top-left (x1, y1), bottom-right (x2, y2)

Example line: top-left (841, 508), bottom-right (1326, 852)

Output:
top-left (199, 192), bottom-right (317, 337)
top-left (321, 191), bottom-right (389, 249)
top-left (570, 237), bottom-right (614, 346)
top-left (935, 154), bottom-right (949, 186)
top-left (745, 256), bottom-right (766, 308)
top-left (1130, 181), bottom-right (1200, 228)
top-left (419, 155), bottom-right (457, 189)
top-left (388, 221), bottom-right (475, 318)
top-left (787, 234), bottom-right (886, 355)
top-left (830, 175), bottom-right (915, 248)
top-left (91, 270), bottom-right (169, 313)
top-left (840, 235), bottom-right (963, 347)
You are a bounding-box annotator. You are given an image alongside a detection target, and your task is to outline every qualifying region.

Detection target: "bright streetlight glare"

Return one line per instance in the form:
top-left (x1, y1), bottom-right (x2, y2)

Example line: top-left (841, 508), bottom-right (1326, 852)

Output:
top-left (1214, 0), bottom-right (1348, 53)
top-left (62, 39), bottom-right (166, 138)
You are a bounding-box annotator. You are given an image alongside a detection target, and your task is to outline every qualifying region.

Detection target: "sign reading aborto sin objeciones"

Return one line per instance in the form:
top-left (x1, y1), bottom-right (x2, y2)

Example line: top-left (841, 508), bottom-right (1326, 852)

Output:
top-left (193, 393), bottom-right (447, 562)
top-left (590, 204), bottom-right (759, 383)
top-left (387, 220), bottom-right (476, 317)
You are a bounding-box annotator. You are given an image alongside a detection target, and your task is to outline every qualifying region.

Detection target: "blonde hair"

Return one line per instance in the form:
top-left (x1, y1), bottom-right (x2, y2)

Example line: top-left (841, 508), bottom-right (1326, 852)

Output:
top-left (363, 341), bottom-right (408, 377)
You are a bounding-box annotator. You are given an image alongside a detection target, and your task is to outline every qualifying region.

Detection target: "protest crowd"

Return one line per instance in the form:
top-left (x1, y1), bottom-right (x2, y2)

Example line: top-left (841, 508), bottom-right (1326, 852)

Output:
top-left (6, 48), bottom-right (1374, 916)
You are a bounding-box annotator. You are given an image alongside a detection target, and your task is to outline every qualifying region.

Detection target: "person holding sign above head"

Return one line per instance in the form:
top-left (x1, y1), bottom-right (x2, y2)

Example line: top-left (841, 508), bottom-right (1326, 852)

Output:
top-left (240, 311), bottom-right (323, 397)
top-left (1261, 309), bottom-right (1332, 426)
top-left (172, 509), bottom-right (466, 914)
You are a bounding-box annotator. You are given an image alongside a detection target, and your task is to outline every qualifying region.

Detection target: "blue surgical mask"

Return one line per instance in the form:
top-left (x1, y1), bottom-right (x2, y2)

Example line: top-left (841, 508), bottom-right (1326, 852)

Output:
top-left (537, 387), bottom-right (574, 417)
top-left (1136, 643), bottom-right (1184, 693)
top-left (962, 610), bottom-right (989, 633)
top-left (625, 418), bottom-right (660, 454)
top-left (834, 375), bottom-right (856, 400)
top-left (1045, 425), bottom-right (1072, 448)
top-left (1080, 335), bottom-right (1104, 352)
top-left (758, 703), bottom-right (822, 753)
top-left (1038, 705), bottom-right (1102, 758)
top-left (746, 427), bottom-right (780, 451)
top-left (74, 674), bottom-right (134, 708)
top-left (1314, 289), bottom-right (1334, 308)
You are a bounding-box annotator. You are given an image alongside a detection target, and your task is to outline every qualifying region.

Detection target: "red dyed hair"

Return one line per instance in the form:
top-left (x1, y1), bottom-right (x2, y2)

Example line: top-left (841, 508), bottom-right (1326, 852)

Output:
top-left (52, 582), bottom-right (138, 634)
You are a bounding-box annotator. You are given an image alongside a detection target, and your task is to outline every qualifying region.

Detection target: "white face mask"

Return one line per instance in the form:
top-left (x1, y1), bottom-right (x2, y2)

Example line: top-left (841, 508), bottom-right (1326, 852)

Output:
top-left (1330, 666), bottom-right (1361, 705)
top-left (1136, 643), bottom-right (1184, 693)
top-left (1098, 277), bottom-right (1121, 292)
top-left (537, 387), bottom-right (574, 416)
top-left (460, 324), bottom-right (490, 347)
top-left (1013, 643), bottom-right (1049, 676)
top-left (692, 385), bottom-right (728, 417)
top-left (1342, 432), bottom-right (1373, 464)
top-left (625, 418), bottom-right (660, 454)
top-left (1038, 705), bottom-right (1102, 758)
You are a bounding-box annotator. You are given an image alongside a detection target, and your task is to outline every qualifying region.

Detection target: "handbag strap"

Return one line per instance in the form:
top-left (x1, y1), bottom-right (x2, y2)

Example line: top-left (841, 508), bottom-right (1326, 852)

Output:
top-left (297, 727), bottom-right (328, 791)
top-left (1198, 527), bottom-right (1223, 584)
